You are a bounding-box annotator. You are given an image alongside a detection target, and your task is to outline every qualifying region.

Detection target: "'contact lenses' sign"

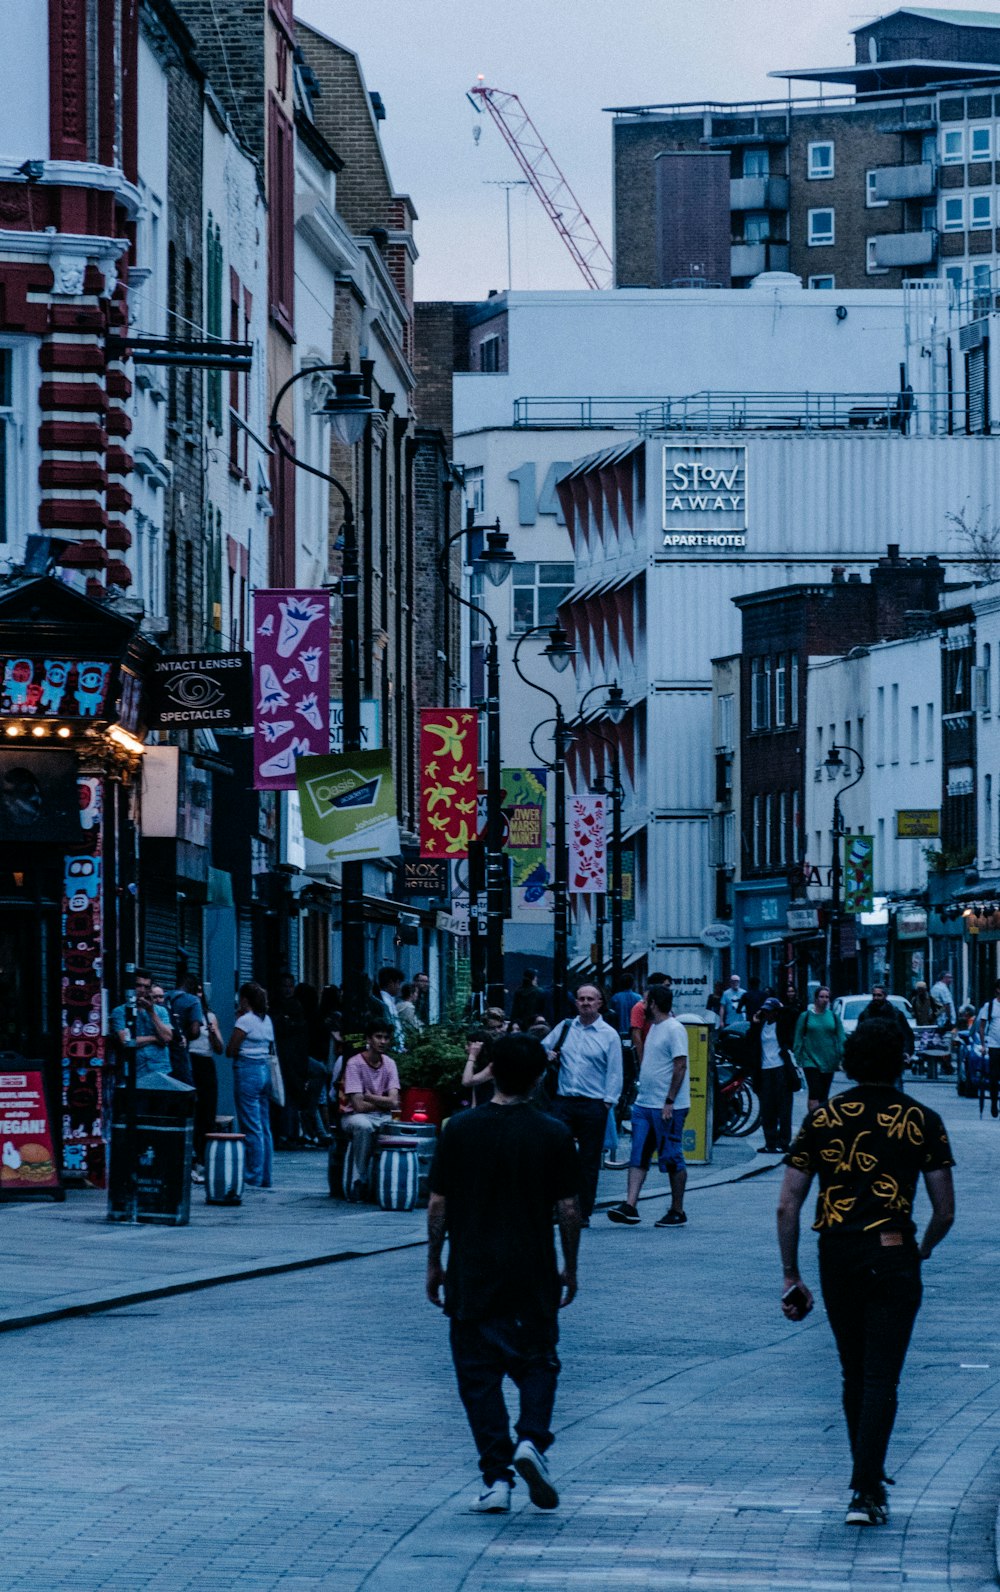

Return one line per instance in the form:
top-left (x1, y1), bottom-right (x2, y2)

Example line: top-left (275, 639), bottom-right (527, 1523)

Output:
top-left (662, 444), bottom-right (747, 549)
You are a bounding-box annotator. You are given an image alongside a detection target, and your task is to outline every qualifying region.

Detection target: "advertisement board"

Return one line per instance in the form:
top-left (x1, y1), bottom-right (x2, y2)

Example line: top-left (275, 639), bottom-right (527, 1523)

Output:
top-left (253, 589), bottom-right (330, 789)
top-left (680, 1022), bottom-right (712, 1166)
top-left (297, 750), bottom-right (401, 867)
top-left (0, 1071), bottom-right (63, 1200)
top-left (662, 443), bottom-right (747, 550)
top-left (148, 653), bottom-right (252, 728)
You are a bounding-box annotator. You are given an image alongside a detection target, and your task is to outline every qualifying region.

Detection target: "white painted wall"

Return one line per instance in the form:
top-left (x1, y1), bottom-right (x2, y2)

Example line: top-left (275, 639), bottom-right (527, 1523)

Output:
top-left (454, 285), bottom-right (921, 436)
top-left (0, 7), bottom-right (49, 164)
top-left (293, 137), bottom-right (343, 588)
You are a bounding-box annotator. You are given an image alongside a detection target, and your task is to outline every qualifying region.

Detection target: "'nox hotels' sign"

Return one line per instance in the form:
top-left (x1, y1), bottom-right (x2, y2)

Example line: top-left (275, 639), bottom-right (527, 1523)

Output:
top-left (662, 444), bottom-right (747, 549)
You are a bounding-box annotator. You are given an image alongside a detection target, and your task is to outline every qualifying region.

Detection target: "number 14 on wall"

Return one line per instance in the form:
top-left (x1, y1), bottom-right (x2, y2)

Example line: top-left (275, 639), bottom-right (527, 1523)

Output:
top-left (507, 462), bottom-right (574, 526)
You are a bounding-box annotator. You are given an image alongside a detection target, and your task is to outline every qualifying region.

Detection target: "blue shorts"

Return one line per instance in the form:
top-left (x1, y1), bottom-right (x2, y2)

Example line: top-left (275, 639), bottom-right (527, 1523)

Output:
top-left (630, 1105), bottom-right (688, 1173)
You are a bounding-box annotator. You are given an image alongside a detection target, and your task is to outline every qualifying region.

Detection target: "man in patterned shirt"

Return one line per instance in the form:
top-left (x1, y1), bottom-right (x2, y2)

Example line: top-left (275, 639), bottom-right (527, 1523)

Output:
top-left (776, 1017), bottom-right (955, 1528)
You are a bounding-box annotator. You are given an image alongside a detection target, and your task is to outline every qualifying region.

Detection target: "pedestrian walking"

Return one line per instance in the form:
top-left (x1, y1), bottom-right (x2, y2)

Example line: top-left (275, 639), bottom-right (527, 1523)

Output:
top-left (462, 1008), bottom-right (508, 1107)
top-left (272, 974), bottom-right (310, 1146)
top-left (910, 982), bottom-right (940, 1029)
top-left (542, 985), bottom-right (623, 1224)
top-left (226, 982), bottom-right (275, 1189)
top-left (629, 971), bottom-right (670, 1065)
top-left (857, 986), bottom-right (914, 1061)
top-left (426, 1033), bottom-right (581, 1514)
top-left (167, 973), bottom-right (205, 1087)
top-left (510, 969), bottom-right (548, 1032)
top-left (777, 1016), bottom-right (955, 1527)
top-left (720, 972), bottom-right (744, 1028)
top-left (607, 983), bottom-right (689, 1228)
top-left (748, 996), bottom-right (795, 1154)
top-left (977, 978), bottom-right (1000, 1117)
top-left (793, 985), bottom-right (845, 1113)
top-left (294, 982), bottom-right (333, 1145)
top-left (930, 969), bottom-right (956, 1034)
top-left (608, 973), bottom-right (637, 1039)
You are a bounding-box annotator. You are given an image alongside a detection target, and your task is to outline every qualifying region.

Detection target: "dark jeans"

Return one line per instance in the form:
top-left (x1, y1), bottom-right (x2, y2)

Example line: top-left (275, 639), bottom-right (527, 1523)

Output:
top-left (802, 1067), bottom-right (834, 1106)
top-left (190, 1052), bottom-right (219, 1162)
top-left (758, 1067), bottom-right (792, 1151)
top-left (989, 1048), bottom-right (1000, 1110)
top-left (450, 1314), bottom-right (560, 1486)
top-left (553, 1094), bottom-right (607, 1218)
top-left (819, 1235), bottom-right (923, 1495)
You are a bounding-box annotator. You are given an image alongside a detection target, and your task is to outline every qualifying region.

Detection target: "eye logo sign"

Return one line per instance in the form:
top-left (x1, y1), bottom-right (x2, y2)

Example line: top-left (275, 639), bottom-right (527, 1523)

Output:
top-left (149, 653), bottom-right (252, 727)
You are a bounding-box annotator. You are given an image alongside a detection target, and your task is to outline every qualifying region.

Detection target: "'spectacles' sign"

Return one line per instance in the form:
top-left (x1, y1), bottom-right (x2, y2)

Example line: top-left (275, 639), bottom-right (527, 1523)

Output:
top-left (148, 653), bottom-right (253, 728)
top-left (662, 444), bottom-right (747, 549)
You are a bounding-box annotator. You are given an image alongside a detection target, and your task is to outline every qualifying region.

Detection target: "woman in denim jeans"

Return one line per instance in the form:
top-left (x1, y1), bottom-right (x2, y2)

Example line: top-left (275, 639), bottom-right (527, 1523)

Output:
top-left (226, 982), bottom-right (275, 1187)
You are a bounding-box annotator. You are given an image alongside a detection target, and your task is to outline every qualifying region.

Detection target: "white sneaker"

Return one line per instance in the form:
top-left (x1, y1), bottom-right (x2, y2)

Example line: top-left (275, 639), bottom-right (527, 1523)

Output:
top-left (472, 1479), bottom-right (511, 1513)
top-left (513, 1440), bottom-right (559, 1509)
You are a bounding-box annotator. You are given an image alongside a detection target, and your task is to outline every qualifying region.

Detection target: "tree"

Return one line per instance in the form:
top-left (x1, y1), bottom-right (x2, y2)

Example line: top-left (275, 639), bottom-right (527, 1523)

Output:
top-left (946, 508), bottom-right (1000, 582)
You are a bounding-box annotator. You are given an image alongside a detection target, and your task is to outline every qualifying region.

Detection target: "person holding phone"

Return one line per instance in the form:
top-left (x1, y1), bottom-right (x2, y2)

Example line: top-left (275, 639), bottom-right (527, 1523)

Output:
top-left (776, 1017), bottom-right (955, 1529)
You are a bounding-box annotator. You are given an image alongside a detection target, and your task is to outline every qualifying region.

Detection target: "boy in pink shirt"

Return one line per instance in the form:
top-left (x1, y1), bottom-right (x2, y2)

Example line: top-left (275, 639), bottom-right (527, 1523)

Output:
top-left (342, 1023), bottom-right (401, 1197)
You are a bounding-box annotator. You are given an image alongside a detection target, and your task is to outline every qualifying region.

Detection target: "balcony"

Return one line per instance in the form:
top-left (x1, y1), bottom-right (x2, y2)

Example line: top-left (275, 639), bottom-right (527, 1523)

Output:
top-left (730, 175), bottom-right (789, 210)
top-left (870, 162), bottom-right (935, 202)
top-left (731, 241), bottom-right (789, 277)
top-left (871, 229), bottom-right (937, 268)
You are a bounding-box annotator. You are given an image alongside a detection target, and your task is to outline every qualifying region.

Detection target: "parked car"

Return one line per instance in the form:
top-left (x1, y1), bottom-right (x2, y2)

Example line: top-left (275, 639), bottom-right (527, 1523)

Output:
top-left (832, 994), bottom-right (917, 1038)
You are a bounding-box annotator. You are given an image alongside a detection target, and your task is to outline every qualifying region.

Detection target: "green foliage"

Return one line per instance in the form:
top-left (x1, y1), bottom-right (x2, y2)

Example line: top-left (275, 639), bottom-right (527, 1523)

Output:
top-left (397, 1022), bottom-right (469, 1093)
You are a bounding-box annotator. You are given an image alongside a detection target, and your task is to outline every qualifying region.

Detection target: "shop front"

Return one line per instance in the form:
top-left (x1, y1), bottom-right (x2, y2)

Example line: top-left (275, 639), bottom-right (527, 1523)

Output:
top-left (0, 577), bottom-right (154, 1186)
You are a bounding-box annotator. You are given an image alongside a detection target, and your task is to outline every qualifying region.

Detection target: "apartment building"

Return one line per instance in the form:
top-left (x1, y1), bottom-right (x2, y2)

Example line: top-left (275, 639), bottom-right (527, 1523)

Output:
top-left (611, 6), bottom-right (1000, 295)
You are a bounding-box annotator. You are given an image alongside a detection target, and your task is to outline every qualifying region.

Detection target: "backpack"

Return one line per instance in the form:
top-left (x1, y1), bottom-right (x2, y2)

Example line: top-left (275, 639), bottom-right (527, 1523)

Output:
top-left (167, 994), bottom-right (194, 1085)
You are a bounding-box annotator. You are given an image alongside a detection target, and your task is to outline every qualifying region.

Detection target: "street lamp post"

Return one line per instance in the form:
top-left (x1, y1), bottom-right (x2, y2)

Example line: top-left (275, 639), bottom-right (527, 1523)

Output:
top-left (438, 519), bottom-right (514, 1011)
top-left (824, 742), bottom-right (866, 995)
top-left (269, 361), bottom-right (375, 1028)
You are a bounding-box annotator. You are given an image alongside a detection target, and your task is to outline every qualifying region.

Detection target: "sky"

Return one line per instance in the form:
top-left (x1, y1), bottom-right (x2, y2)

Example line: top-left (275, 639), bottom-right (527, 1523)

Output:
top-left (294, 1), bottom-right (994, 300)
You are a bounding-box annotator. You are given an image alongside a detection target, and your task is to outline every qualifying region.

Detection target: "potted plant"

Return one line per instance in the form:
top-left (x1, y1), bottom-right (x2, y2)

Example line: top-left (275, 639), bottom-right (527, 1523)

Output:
top-left (397, 1023), bottom-right (468, 1124)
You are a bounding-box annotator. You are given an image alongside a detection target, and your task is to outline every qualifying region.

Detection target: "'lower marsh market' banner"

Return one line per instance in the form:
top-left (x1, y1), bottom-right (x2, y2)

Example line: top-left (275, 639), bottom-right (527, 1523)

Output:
top-left (297, 750), bottom-right (400, 869)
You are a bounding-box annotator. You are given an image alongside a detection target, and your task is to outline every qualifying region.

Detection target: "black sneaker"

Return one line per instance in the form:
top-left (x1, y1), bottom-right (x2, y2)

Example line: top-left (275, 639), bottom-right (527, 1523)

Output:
top-left (655, 1208), bottom-right (687, 1227)
top-left (845, 1491), bottom-right (888, 1526)
top-left (607, 1201), bottom-right (640, 1225)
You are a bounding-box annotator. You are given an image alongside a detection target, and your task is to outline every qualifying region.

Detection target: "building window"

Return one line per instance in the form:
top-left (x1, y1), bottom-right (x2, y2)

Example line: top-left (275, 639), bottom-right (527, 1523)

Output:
top-left (987, 774), bottom-right (994, 864)
top-left (973, 262), bottom-right (993, 310)
top-left (792, 788), bottom-right (802, 862)
top-left (910, 703), bottom-right (920, 763)
top-left (743, 211), bottom-right (769, 244)
top-left (268, 96), bottom-right (295, 330)
top-left (809, 274), bottom-right (835, 289)
top-left (925, 702), bottom-right (934, 760)
top-left (808, 208), bottom-right (835, 246)
top-left (941, 128), bottom-right (964, 165)
top-left (945, 265), bottom-right (964, 297)
top-left (866, 170), bottom-right (888, 208)
top-left (206, 215), bottom-right (223, 432)
top-left (971, 193), bottom-right (992, 230)
top-left (511, 562), bottom-right (574, 633)
top-left (876, 685), bottom-right (885, 766)
top-left (921, 203), bottom-right (937, 232)
top-left (464, 466), bottom-right (484, 519)
top-left (752, 794), bottom-right (762, 868)
top-left (479, 334), bottom-right (500, 372)
top-left (970, 125), bottom-right (992, 162)
top-left (942, 196), bottom-right (965, 233)
top-left (718, 692), bottom-right (734, 751)
top-left (751, 655), bottom-right (771, 730)
top-left (808, 142), bottom-right (834, 179)
top-left (764, 794), bottom-right (773, 867)
top-left (921, 133), bottom-right (937, 164)
top-left (743, 147), bottom-right (770, 177)
top-left (789, 653), bottom-right (799, 726)
top-left (890, 682), bottom-right (900, 764)
top-left (778, 791), bottom-right (788, 865)
top-left (774, 655), bottom-right (787, 727)
top-left (866, 239), bottom-right (888, 276)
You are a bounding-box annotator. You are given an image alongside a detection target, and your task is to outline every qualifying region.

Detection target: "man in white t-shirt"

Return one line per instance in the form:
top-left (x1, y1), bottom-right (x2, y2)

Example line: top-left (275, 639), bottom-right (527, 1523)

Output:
top-left (978, 978), bottom-right (1000, 1117)
top-left (607, 983), bottom-right (689, 1228)
top-left (719, 973), bottom-right (744, 1028)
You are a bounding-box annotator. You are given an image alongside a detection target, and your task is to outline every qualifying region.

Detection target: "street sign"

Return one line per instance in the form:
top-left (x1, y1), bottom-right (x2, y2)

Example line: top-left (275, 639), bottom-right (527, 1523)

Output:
top-left (896, 809), bottom-right (940, 838)
top-left (401, 855), bottom-right (449, 896)
top-left (700, 922), bottom-right (734, 948)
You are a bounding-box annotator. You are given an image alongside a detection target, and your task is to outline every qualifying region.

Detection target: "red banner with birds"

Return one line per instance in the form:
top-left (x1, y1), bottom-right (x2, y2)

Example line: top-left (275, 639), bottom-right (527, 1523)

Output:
top-left (419, 709), bottom-right (480, 857)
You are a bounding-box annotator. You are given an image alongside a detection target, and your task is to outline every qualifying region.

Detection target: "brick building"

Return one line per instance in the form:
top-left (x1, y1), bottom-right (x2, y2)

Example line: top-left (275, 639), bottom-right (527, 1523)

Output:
top-left (729, 551), bottom-right (947, 994)
top-left (611, 6), bottom-right (1000, 295)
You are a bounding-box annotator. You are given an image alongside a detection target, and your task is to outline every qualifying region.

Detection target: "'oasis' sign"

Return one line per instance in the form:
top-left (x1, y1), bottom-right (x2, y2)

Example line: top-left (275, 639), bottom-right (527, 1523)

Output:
top-left (662, 444), bottom-right (747, 549)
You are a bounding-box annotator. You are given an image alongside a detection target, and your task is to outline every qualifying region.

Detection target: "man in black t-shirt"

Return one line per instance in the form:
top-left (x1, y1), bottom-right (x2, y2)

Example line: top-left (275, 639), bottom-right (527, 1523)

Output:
top-left (777, 1017), bottom-right (955, 1529)
top-left (427, 1034), bottom-right (581, 1515)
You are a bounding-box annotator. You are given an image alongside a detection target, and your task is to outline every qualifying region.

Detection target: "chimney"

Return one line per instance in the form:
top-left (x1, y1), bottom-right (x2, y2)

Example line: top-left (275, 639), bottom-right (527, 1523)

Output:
top-left (887, 543), bottom-right (900, 564)
top-left (847, 572), bottom-right (863, 584)
top-left (831, 565), bottom-right (846, 584)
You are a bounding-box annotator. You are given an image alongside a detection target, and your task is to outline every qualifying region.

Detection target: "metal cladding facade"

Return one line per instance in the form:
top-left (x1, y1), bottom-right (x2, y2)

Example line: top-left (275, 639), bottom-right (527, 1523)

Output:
top-left (557, 432), bottom-right (995, 990)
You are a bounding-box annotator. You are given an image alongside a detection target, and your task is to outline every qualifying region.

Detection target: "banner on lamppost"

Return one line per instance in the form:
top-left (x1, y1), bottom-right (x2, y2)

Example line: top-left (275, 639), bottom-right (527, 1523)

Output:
top-left (842, 834), bottom-right (874, 915)
top-left (502, 766), bottom-right (551, 921)
top-left (297, 750), bottom-right (400, 868)
top-left (253, 590), bottom-right (330, 790)
top-left (419, 709), bottom-right (479, 858)
top-left (568, 793), bottom-right (607, 893)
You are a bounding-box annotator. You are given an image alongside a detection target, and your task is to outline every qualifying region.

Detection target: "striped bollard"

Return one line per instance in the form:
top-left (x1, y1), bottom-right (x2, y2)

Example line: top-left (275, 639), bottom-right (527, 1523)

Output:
top-left (376, 1141), bottom-right (419, 1211)
top-left (204, 1134), bottom-right (246, 1205)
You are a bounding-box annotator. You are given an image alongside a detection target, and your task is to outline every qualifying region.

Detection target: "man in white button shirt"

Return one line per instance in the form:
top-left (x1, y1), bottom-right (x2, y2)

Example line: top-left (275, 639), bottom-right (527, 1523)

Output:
top-left (542, 986), bottom-right (623, 1224)
top-left (978, 977), bottom-right (1000, 1117)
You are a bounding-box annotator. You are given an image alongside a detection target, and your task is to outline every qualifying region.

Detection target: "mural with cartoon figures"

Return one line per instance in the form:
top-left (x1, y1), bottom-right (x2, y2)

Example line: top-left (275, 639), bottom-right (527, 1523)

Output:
top-left (60, 781), bottom-right (106, 1187)
top-left (0, 658), bottom-right (112, 718)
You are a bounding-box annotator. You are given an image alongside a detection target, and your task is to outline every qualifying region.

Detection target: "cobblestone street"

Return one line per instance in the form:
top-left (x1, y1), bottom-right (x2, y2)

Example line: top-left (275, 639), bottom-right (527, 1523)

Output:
top-left (2, 1081), bottom-right (999, 1591)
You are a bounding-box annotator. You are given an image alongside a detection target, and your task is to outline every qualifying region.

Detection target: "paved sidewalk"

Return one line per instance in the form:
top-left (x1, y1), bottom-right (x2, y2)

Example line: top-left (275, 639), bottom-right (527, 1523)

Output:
top-left (0, 1079), bottom-right (996, 1591)
top-left (0, 1128), bottom-right (766, 1332)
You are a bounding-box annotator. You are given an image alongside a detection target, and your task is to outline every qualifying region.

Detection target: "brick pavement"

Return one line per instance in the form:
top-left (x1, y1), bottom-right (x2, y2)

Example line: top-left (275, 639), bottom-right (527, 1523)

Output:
top-left (1, 1082), bottom-right (998, 1590)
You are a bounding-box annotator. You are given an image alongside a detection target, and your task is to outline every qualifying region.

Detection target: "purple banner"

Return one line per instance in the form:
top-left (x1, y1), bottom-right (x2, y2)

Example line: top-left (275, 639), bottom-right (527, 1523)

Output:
top-left (253, 589), bottom-right (330, 790)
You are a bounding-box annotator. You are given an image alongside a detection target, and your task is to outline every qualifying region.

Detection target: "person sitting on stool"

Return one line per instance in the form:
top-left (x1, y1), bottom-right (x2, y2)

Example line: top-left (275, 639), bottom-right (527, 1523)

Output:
top-left (341, 1022), bottom-right (400, 1197)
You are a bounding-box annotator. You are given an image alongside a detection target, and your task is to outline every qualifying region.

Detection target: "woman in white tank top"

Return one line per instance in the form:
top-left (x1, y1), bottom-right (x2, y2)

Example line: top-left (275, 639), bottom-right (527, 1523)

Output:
top-left (226, 983), bottom-right (276, 1187)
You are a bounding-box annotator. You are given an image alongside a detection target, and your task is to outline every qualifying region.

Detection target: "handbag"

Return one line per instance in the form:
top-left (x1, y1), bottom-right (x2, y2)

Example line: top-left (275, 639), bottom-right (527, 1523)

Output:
top-left (542, 1020), bottom-right (573, 1101)
top-left (267, 1042), bottom-right (286, 1108)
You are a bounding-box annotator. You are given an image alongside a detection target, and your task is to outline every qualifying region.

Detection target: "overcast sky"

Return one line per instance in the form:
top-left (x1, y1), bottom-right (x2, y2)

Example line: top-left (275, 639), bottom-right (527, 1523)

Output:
top-left (294, 1), bottom-right (990, 300)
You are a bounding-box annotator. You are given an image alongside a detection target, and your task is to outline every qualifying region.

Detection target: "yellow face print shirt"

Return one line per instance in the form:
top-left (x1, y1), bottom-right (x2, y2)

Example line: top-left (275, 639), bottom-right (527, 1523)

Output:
top-left (785, 1087), bottom-right (954, 1238)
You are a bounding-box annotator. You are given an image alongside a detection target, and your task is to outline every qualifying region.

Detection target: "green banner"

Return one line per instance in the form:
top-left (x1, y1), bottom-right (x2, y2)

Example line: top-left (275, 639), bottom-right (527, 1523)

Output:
top-left (842, 834), bottom-right (874, 915)
top-left (502, 767), bottom-right (550, 922)
top-left (297, 749), bottom-right (401, 869)
top-left (607, 844), bottom-right (636, 923)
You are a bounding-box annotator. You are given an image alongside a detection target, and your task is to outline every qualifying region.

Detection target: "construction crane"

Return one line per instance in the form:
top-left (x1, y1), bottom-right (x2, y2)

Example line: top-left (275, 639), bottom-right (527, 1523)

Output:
top-left (467, 80), bottom-right (613, 290)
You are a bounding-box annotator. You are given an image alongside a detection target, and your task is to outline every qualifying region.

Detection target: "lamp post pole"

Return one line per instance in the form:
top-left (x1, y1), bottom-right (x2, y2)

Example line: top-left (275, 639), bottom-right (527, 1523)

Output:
top-left (824, 743), bottom-right (865, 997)
top-left (269, 363), bottom-right (371, 1028)
top-left (516, 626), bottom-right (572, 1017)
top-left (438, 521), bottom-right (513, 1011)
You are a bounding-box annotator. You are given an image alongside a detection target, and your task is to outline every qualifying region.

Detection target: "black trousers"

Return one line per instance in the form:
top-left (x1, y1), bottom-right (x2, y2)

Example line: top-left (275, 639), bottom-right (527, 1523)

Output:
top-left (450, 1314), bottom-right (560, 1486)
top-left (553, 1094), bottom-right (607, 1218)
top-left (190, 1053), bottom-right (218, 1162)
top-left (819, 1236), bottom-right (923, 1496)
top-left (757, 1067), bottom-right (792, 1151)
top-left (802, 1067), bottom-right (833, 1106)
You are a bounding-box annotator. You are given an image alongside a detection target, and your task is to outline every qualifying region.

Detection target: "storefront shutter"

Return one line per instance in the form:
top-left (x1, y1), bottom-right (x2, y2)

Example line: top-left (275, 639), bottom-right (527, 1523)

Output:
top-left (237, 907), bottom-right (254, 984)
top-left (967, 343), bottom-right (987, 434)
top-left (143, 893), bottom-right (177, 989)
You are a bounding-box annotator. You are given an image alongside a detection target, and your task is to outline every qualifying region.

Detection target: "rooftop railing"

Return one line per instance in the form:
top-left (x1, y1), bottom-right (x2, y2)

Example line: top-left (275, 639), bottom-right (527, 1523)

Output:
top-left (512, 390), bottom-right (967, 435)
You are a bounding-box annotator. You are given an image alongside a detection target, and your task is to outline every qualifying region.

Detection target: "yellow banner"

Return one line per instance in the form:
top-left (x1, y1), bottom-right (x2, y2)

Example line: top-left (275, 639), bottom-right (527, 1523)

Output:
top-left (681, 1021), bottom-right (713, 1166)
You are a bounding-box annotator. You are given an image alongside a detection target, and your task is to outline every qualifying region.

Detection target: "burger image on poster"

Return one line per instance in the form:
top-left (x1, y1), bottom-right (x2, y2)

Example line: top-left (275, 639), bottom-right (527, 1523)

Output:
top-left (2, 1142), bottom-right (54, 1183)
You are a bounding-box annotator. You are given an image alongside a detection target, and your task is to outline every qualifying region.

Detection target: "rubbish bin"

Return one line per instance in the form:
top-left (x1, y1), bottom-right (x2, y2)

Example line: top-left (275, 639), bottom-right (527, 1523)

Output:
top-left (107, 1076), bottom-right (196, 1225)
